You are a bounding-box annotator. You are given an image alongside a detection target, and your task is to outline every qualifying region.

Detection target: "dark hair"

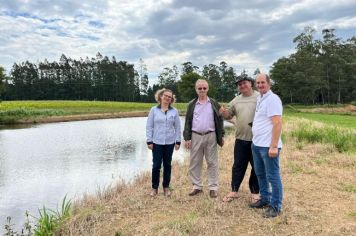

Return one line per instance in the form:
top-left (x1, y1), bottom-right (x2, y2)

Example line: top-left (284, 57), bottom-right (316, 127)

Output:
top-left (235, 74), bottom-right (255, 87)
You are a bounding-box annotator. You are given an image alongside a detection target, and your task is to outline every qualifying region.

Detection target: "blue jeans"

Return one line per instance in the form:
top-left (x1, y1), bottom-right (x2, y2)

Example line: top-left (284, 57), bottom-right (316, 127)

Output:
top-left (152, 143), bottom-right (175, 189)
top-left (252, 144), bottom-right (283, 211)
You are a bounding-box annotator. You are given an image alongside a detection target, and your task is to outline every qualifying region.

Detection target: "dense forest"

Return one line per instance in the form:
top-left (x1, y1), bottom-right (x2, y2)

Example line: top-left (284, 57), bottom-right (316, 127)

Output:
top-left (0, 28), bottom-right (355, 104)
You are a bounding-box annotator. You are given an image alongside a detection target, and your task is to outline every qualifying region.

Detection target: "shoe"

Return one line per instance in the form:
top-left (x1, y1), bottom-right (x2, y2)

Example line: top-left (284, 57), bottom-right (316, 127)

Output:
top-left (209, 190), bottom-right (218, 198)
top-left (249, 199), bottom-right (269, 208)
top-left (163, 188), bottom-right (171, 197)
top-left (150, 188), bottom-right (158, 197)
top-left (188, 189), bottom-right (203, 196)
top-left (263, 206), bottom-right (281, 218)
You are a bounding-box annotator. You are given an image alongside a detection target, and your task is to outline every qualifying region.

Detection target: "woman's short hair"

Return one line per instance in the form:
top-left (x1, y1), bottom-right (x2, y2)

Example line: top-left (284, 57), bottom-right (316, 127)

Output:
top-left (154, 88), bottom-right (176, 104)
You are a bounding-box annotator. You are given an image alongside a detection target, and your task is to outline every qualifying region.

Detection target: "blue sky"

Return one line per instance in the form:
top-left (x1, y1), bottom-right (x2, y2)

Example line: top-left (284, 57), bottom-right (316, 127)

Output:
top-left (0, 0), bottom-right (355, 82)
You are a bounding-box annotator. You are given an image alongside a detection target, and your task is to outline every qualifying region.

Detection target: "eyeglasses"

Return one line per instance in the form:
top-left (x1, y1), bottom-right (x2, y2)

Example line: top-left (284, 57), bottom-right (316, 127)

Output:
top-left (163, 94), bottom-right (172, 99)
top-left (197, 87), bottom-right (207, 91)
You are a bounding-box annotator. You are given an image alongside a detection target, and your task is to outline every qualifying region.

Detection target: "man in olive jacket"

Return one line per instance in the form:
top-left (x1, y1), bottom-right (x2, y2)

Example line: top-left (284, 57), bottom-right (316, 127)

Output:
top-left (183, 79), bottom-right (225, 198)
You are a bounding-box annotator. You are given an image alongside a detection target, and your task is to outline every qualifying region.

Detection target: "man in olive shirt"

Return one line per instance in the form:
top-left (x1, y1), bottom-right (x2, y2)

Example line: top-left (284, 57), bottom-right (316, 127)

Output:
top-left (220, 75), bottom-right (260, 203)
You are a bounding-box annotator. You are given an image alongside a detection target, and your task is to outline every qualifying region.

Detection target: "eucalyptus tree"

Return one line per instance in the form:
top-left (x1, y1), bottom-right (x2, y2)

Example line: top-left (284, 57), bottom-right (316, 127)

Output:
top-left (137, 58), bottom-right (149, 98)
top-left (181, 61), bottom-right (199, 75)
top-left (158, 65), bottom-right (179, 95)
top-left (219, 61), bottom-right (236, 101)
top-left (0, 66), bottom-right (6, 98)
top-left (177, 72), bottom-right (203, 102)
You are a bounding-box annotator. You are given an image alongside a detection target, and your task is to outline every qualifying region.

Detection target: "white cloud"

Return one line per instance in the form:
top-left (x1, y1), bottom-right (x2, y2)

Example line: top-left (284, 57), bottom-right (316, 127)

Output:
top-left (0, 0), bottom-right (355, 78)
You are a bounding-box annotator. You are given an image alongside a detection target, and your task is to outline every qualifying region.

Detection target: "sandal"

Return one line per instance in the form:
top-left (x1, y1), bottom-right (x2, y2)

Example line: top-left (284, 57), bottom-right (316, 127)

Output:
top-left (250, 193), bottom-right (260, 204)
top-left (222, 192), bottom-right (239, 202)
top-left (150, 188), bottom-right (158, 197)
top-left (163, 188), bottom-right (171, 197)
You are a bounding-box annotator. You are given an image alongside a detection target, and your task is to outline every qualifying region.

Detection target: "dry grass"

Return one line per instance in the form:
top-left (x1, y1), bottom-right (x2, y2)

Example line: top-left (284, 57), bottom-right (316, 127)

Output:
top-left (58, 119), bottom-right (356, 236)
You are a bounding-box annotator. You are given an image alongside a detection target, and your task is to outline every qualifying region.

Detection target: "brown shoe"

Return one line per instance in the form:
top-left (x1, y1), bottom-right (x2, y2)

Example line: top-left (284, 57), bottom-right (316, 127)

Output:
top-left (163, 188), bottom-right (171, 197)
top-left (150, 188), bottom-right (158, 197)
top-left (209, 190), bottom-right (218, 198)
top-left (188, 189), bottom-right (203, 196)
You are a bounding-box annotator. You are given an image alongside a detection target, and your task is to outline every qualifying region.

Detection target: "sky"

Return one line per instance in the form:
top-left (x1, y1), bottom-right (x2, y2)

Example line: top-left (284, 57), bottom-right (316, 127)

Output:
top-left (0, 0), bottom-right (355, 82)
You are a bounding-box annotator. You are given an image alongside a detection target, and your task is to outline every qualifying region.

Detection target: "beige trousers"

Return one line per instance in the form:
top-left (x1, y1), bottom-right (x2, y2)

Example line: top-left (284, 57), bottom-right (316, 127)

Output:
top-left (189, 132), bottom-right (219, 191)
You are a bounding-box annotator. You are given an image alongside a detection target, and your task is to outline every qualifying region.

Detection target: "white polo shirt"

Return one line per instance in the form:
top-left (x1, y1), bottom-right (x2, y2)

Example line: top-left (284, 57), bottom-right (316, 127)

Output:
top-left (252, 90), bottom-right (283, 148)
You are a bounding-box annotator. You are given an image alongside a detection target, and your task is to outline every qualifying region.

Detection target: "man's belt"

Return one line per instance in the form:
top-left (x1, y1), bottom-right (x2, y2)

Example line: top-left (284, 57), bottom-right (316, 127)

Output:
top-left (192, 130), bottom-right (214, 136)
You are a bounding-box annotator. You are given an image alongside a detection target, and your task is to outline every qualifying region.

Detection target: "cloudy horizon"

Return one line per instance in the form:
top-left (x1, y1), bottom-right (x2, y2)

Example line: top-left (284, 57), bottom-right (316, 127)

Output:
top-left (0, 0), bottom-right (355, 81)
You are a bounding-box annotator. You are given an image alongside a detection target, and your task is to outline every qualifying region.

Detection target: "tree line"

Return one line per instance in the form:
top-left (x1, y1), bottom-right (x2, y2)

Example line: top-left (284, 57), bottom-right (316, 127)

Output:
top-left (0, 54), bottom-right (244, 103)
top-left (0, 28), bottom-right (355, 104)
top-left (271, 27), bottom-right (356, 104)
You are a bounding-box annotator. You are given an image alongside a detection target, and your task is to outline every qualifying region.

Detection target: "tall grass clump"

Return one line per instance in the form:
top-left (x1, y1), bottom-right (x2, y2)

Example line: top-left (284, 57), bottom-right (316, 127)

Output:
top-left (3, 196), bottom-right (71, 236)
top-left (33, 195), bottom-right (72, 235)
top-left (291, 123), bottom-right (356, 152)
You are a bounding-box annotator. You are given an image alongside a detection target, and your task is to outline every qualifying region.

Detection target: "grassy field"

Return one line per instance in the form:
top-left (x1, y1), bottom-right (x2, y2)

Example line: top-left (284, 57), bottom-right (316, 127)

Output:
top-left (54, 117), bottom-right (356, 235)
top-left (1, 101), bottom-right (355, 126)
top-left (285, 112), bottom-right (356, 129)
top-left (0, 101), bottom-right (188, 124)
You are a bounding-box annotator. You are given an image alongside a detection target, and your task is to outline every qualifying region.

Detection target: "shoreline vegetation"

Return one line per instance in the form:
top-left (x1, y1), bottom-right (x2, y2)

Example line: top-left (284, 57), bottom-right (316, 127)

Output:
top-left (2, 102), bottom-right (355, 235)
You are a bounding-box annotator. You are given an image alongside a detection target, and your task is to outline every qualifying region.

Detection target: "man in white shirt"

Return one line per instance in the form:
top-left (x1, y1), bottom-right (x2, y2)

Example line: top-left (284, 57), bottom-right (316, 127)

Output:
top-left (249, 73), bottom-right (283, 218)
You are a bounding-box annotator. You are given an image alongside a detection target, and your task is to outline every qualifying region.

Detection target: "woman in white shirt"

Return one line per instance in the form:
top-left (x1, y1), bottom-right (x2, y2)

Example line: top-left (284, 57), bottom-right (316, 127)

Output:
top-left (146, 88), bottom-right (181, 197)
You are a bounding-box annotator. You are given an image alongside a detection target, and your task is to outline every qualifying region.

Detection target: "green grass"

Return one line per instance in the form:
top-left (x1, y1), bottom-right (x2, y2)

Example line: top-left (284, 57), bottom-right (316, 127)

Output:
top-left (3, 196), bottom-right (72, 236)
top-left (1, 101), bottom-right (355, 127)
top-left (0, 108), bottom-right (66, 123)
top-left (0, 100), bottom-right (188, 123)
top-left (338, 183), bottom-right (356, 193)
top-left (287, 162), bottom-right (303, 174)
top-left (291, 122), bottom-right (356, 152)
top-left (349, 212), bottom-right (356, 218)
top-left (285, 112), bottom-right (356, 129)
top-left (33, 195), bottom-right (72, 236)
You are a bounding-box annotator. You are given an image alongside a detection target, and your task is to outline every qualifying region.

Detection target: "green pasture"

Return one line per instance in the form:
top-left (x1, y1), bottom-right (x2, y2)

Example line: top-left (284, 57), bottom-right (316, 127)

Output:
top-left (285, 112), bottom-right (356, 129)
top-left (0, 101), bottom-right (188, 123)
top-left (1, 101), bottom-right (355, 128)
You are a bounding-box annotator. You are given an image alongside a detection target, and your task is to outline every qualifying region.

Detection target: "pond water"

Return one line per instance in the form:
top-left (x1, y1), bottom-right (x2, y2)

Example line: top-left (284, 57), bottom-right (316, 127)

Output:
top-left (0, 117), bottom-right (188, 230)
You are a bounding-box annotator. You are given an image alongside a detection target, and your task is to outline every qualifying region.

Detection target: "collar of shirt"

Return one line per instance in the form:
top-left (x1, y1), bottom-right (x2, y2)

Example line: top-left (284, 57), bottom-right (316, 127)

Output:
top-left (260, 90), bottom-right (272, 98)
top-left (196, 96), bottom-right (210, 105)
top-left (157, 104), bottom-right (173, 110)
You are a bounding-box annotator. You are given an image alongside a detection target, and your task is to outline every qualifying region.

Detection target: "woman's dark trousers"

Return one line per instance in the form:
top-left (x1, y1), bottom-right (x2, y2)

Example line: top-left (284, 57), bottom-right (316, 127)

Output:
top-left (152, 143), bottom-right (175, 189)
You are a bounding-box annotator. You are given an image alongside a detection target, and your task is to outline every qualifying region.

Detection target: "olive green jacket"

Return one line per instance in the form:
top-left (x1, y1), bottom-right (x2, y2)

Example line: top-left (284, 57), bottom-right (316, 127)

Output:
top-left (183, 97), bottom-right (225, 146)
